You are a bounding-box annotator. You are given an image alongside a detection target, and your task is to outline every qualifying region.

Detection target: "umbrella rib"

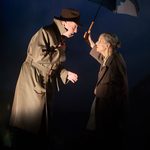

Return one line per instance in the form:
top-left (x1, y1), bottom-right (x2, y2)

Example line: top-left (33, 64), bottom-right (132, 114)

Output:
top-left (93, 4), bottom-right (102, 21)
top-left (88, 4), bottom-right (102, 32)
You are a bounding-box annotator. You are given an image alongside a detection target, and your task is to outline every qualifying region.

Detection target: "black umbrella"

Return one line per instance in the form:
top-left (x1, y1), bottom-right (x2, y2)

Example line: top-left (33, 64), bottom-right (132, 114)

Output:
top-left (84, 0), bottom-right (139, 38)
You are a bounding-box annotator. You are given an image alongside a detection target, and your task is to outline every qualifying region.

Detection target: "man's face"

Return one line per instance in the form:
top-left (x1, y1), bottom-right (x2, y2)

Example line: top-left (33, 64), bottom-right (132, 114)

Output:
top-left (63, 21), bottom-right (78, 38)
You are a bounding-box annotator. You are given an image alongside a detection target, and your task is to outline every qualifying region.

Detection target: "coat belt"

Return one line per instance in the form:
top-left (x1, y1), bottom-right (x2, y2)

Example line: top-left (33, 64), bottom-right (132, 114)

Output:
top-left (25, 55), bottom-right (60, 92)
top-left (25, 55), bottom-right (53, 77)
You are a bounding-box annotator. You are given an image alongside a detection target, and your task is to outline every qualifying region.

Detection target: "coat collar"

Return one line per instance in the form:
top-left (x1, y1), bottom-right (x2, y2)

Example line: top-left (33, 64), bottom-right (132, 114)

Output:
top-left (105, 51), bottom-right (118, 67)
top-left (53, 18), bottom-right (67, 35)
top-left (96, 51), bottom-right (118, 85)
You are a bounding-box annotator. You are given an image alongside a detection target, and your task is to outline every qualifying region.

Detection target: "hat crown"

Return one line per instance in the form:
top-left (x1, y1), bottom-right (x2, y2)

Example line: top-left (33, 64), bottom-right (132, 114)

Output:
top-left (61, 8), bottom-right (80, 19)
top-left (54, 8), bottom-right (81, 25)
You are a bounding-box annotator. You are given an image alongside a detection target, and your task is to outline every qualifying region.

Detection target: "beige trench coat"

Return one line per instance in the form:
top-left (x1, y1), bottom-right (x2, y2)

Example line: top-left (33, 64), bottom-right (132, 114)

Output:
top-left (10, 19), bottom-right (68, 133)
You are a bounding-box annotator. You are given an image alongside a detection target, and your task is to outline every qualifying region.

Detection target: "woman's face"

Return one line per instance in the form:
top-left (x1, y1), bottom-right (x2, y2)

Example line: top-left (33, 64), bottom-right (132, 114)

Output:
top-left (95, 35), bottom-right (108, 54)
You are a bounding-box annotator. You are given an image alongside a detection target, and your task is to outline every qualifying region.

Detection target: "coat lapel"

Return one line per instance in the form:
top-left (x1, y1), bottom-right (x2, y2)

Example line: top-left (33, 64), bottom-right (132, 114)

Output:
top-left (97, 66), bottom-right (108, 85)
top-left (96, 53), bottom-right (114, 85)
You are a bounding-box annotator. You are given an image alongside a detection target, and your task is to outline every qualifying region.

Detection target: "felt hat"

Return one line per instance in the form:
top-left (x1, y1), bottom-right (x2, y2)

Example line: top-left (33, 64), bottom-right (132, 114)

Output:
top-left (54, 8), bottom-right (81, 25)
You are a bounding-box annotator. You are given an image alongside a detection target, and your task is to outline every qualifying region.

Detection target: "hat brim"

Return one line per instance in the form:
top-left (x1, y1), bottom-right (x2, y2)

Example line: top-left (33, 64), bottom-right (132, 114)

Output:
top-left (54, 16), bottom-right (82, 26)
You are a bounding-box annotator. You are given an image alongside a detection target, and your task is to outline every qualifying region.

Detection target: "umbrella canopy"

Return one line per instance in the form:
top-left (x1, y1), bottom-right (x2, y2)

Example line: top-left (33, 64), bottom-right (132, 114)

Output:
top-left (89, 0), bottom-right (139, 17)
top-left (116, 0), bottom-right (139, 16)
top-left (84, 0), bottom-right (139, 38)
top-left (89, 0), bottom-right (116, 11)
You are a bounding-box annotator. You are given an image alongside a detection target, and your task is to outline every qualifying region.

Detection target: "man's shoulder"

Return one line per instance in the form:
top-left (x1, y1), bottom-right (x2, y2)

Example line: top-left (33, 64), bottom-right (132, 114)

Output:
top-left (43, 22), bottom-right (57, 31)
top-left (43, 24), bottom-right (52, 31)
top-left (42, 22), bottom-right (60, 39)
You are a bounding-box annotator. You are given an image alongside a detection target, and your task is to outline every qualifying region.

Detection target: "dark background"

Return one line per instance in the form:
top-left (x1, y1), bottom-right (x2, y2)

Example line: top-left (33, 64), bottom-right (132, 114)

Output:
top-left (1, 0), bottom-right (150, 149)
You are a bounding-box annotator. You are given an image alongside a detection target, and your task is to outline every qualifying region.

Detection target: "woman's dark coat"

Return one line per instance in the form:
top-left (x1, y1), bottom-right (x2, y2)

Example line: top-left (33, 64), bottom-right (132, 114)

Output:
top-left (87, 46), bottom-right (128, 131)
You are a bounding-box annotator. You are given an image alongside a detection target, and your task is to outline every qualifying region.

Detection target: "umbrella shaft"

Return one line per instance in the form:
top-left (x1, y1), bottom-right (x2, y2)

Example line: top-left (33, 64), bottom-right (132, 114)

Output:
top-left (88, 21), bottom-right (95, 32)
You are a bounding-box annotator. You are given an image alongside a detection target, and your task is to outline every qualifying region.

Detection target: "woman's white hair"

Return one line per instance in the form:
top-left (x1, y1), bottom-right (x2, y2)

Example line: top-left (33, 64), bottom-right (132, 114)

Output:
top-left (101, 33), bottom-right (121, 49)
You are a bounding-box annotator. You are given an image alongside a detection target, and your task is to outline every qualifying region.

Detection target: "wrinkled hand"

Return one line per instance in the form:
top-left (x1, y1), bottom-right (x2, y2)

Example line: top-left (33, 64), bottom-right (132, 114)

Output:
top-left (67, 71), bottom-right (78, 83)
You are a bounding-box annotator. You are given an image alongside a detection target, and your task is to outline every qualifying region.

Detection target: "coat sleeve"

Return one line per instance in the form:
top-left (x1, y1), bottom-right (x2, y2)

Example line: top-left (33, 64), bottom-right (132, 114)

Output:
top-left (89, 46), bottom-right (102, 64)
top-left (60, 68), bottom-right (69, 84)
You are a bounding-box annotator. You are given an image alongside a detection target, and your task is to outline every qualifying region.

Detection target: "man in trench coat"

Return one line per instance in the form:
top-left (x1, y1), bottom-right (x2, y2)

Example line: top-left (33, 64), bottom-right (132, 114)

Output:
top-left (9, 8), bottom-right (81, 149)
